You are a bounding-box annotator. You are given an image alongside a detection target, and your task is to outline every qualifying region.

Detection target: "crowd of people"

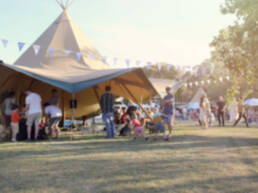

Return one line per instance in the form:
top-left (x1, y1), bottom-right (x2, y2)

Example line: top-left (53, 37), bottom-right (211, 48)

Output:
top-left (100, 86), bottom-right (175, 141)
top-left (0, 85), bottom-right (257, 142)
top-left (1, 89), bottom-right (62, 142)
top-left (175, 96), bottom-right (258, 129)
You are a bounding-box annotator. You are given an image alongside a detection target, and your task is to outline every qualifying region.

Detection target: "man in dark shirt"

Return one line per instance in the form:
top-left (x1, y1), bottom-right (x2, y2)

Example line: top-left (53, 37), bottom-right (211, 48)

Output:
top-left (100, 86), bottom-right (116, 138)
top-left (161, 87), bottom-right (174, 140)
top-left (217, 96), bottom-right (226, 127)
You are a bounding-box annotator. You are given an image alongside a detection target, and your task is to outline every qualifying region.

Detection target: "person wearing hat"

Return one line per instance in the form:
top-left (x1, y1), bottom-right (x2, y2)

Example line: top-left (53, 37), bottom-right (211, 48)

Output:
top-left (161, 86), bottom-right (174, 140)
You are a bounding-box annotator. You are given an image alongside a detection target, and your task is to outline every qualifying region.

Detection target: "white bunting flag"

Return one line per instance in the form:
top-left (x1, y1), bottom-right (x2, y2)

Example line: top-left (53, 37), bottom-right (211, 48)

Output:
top-left (147, 62), bottom-right (152, 70)
top-left (157, 63), bottom-right (162, 71)
top-left (167, 64), bottom-right (172, 71)
top-left (90, 54), bottom-right (94, 61)
top-left (76, 52), bottom-right (81, 61)
top-left (33, 45), bottom-right (40, 55)
top-left (136, 60), bottom-right (141, 67)
top-left (125, 59), bottom-right (130, 67)
top-left (113, 58), bottom-right (118, 65)
top-left (207, 80), bottom-right (211, 84)
top-left (226, 76), bottom-right (230, 81)
top-left (18, 42), bottom-right (25, 52)
top-left (202, 67), bottom-right (206, 75)
top-left (64, 49), bottom-right (72, 55)
top-left (219, 77), bottom-right (223, 82)
top-left (1, 39), bottom-right (8, 48)
top-left (184, 83), bottom-right (188, 87)
top-left (102, 56), bottom-right (107, 64)
top-left (48, 48), bottom-right (54, 56)
top-left (195, 82), bottom-right (199, 86)
top-left (201, 81), bottom-right (205, 85)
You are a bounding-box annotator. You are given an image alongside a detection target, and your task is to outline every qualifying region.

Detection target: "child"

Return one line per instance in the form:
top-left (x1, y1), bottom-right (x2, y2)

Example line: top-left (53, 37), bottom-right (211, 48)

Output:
top-left (152, 108), bottom-right (166, 141)
top-left (132, 114), bottom-right (148, 141)
top-left (11, 104), bottom-right (22, 142)
top-left (82, 116), bottom-right (90, 135)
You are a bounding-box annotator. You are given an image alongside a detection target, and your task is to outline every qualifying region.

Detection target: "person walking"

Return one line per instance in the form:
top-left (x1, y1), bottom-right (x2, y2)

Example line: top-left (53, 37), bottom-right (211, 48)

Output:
top-left (233, 97), bottom-right (249, 127)
top-left (100, 86), bottom-right (116, 138)
top-left (24, 89), bottom-right (42, 140)
top-left (161, 87), bottom-right (174, 140)
top-left (217, 96), bottom-right (226, 127)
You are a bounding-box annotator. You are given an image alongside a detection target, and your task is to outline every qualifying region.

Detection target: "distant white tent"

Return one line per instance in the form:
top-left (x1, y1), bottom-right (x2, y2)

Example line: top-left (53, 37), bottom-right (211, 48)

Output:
top-left (0, 1), bottom-right (157, 118)
top-left (187, 88), bottom-right (207, 109)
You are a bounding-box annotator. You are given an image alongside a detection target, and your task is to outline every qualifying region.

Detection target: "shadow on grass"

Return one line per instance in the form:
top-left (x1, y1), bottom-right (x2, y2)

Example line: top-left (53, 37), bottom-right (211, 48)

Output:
top-left (1, 135), bottom-right (258, 161)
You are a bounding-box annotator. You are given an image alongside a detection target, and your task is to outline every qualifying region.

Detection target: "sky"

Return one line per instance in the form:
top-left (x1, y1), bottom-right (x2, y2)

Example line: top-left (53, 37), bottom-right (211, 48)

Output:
top-left (0, 0), bottom-right (235, 67)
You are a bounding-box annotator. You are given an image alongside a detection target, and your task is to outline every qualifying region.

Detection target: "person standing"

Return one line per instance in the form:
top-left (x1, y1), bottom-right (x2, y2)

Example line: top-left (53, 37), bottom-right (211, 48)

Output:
top-left (200, 96), bottom-right (208, 129)
top-left (161, 87), bottom-right (174, 140)
top-left (10, 104), bottom-right (22, 142)
top-left (3, 92), bottom-right (16, 128)
top-left (24, 89), bottom-right (42, 140)
top-left (217, 96), bottom-right (226, 127)
top-left (233, 97), bottom-right (249, 127)
top-left (100, 86), bottom-right (116, 138)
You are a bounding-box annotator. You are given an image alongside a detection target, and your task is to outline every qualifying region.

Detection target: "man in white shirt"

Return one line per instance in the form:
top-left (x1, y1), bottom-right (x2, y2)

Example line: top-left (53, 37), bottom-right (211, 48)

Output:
top-left (45, 102), bottom-right (62, 139)
top-left (25, 89), bottom-right (42, 140)
top-left (3, 91), bottom-right (16, 128)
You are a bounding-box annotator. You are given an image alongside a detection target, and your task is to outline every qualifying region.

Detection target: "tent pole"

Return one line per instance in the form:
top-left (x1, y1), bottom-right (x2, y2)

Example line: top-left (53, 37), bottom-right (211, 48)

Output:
top-left (62, 90), bottom-right (65, 130)
top-left (121, 84), bottom-right (152, 120)
top-left (70, 93), bottom-right (75, 140)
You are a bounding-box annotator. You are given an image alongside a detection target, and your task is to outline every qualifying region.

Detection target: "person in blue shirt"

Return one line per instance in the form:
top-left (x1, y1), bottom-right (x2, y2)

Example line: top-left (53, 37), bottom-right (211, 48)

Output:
top-left (100, 86), bottom-right (116, 138)
top-left (161, 86), bottom-right (174, 140)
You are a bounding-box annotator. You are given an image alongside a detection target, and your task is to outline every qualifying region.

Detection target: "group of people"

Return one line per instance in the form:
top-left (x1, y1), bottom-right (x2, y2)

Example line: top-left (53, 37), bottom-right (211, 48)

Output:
top-left (100, 86), bottom-right (175, 141)
top-left (198, 95), bottom-right (250, 129)
top-left (1, 84), bottom-right (255, 142)
top-left (1, 89), bottom-right (62, 142)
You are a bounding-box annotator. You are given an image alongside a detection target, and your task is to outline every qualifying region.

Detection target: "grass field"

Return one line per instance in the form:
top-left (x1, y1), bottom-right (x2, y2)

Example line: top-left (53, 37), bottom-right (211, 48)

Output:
top-left (1, 122), bottom-right (258, 193)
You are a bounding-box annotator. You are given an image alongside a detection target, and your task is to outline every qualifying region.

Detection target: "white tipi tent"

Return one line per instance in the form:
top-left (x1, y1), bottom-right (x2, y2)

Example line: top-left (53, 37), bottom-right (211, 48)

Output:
top-left (0, 1), bottom-right (158, 118)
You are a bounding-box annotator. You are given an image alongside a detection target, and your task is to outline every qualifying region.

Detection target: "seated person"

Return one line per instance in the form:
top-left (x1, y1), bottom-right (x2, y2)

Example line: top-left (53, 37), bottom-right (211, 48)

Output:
top-left (82, 116), bottom-right (90, 135)
top-left (131, 112), bottom-right (148, 141)
top-left (45, 102), bottom-right (62, 139)
top-left (152, 108), bottom-right (166, 141)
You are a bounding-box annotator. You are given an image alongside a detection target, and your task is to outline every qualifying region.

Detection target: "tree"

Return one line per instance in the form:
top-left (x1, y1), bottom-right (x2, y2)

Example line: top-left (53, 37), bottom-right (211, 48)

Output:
top-left (210, 0), bottom-right (258, 99)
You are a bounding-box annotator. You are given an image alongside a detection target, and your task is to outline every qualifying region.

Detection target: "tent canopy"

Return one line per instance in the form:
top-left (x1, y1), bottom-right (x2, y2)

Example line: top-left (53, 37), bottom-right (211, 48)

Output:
top-left (0, 7), bottom-right (158, 118)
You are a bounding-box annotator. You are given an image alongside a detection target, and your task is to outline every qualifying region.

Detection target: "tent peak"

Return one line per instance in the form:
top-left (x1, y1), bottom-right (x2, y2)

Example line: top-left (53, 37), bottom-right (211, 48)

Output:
top-left (56, 0), bottom-right (74, 10)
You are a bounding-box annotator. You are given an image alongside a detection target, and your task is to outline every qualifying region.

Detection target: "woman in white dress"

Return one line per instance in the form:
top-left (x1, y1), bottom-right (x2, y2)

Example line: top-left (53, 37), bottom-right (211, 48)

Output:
top-left (200, 96), bottom-right (208, 129)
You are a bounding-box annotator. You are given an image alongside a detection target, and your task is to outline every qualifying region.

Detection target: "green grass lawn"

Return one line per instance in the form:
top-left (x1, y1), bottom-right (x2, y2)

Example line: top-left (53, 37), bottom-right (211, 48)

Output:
top-left (1, 122), bottom-right (258, 193)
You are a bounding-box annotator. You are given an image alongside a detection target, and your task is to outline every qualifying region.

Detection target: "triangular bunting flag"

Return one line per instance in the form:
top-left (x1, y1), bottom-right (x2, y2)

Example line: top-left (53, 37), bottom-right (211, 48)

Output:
top-left (33, 45), bottom-right (40, 55)
top-left (18, 42), bottom-right (25, 52)
top-left (64, 49), bottom-right (72, 55)
top-left (89, 54), bottom-right (94, 61)
top-left (102, 56), bottom-right (107, 64)
top-left (125, 59), bottom-right (130, 67)
top-left (167, 64), bottom-right (171, 71)
top-left (1, 39), bottom-right (8, 48)
top-left (226, 76), bottom-right (230, 81)
top-left (48, 48), bottom-right (55, 56)
top-left (113, 58), bottom-right (118, 65)
top-left (157, 63), bottom-right (162, 71)
top-left (147, 62), bottom-right (152, 70)
top-left (136, 60), bottom-right (141, 67)
top-left (76, 52), bottom-right (81, 61)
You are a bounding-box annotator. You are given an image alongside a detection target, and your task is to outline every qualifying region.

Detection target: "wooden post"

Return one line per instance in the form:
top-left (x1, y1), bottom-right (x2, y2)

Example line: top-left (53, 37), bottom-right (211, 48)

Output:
top-left (70, 93), bottom-right (75, 140)
top-left (122, 84), bottom-right (152, 120)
